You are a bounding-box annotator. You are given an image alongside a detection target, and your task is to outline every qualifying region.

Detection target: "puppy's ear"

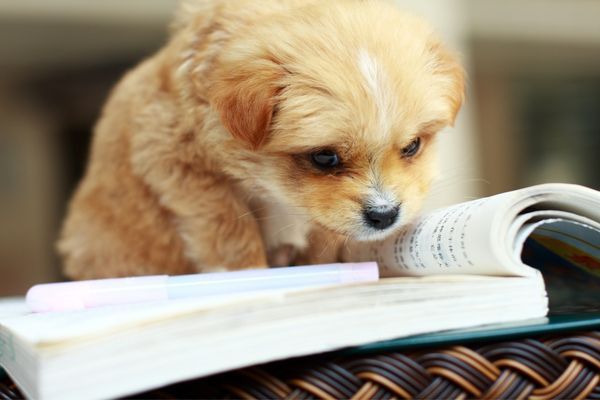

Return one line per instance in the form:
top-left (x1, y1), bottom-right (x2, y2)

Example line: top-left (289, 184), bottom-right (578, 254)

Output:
top-left (209, 58), bottom-right (283, 150)
top-left (429, 41), bottom-right (466, 126)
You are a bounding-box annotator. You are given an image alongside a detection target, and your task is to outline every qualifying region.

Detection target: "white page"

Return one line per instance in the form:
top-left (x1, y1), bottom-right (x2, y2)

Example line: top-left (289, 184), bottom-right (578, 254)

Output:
top-left (0, 299), bottom-right (29, 319)
top-left (0, 290), bottom-right (294, 345)
top-left (346, 192), bottom-right (523, 276)
top-left (345, 183), bottom-right (599, 277)
top-left (0, 276), bottom-right (539, 347)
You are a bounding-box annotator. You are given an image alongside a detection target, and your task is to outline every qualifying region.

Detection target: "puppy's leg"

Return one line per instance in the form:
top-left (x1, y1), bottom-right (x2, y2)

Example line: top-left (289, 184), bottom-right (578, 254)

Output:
top-left (59, 167), bottom-right (266, 278)
top-left (294, 225), bottom-right (345, 266)
top-left (128, 101), bottom-right (267, 272)
top-left (251, 198), bottom-right (311, 267)
top-left (252, 199), bottom-right (345, 267)
top-left (161, 175), bottom-right (268, 272)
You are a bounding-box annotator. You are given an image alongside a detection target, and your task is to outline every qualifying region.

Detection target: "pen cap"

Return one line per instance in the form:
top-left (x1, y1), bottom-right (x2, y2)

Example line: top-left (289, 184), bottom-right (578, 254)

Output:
top-left (26, 276), bottom-right (169, 312)
top-left (27, 281), bottom-right (91, 312)
top-left (339, 262), bottom-right (380, 283)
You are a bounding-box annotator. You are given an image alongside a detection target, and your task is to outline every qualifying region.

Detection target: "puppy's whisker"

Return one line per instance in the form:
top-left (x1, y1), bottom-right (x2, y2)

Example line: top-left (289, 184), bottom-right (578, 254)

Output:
top-left (426, 177), bottom-right (493, 202)
top-left (251, 213), bottom-right (312, 222)
top-left (236, 205), bottom-right (276, 220)
top-left (321, 232), bottom-right (345, 260)
top-left (317, 236), bottom-right (334, 258)
top-left (343, 235), bottom-right (352, 254)
top-left (237, 207), bottom-right (309, 220)
top-left (236, 210), bottom-right (258, 220)
top-left (430, 177), bottom-right (491, 189)
top-left (272, 221), bottom-right (304, 237)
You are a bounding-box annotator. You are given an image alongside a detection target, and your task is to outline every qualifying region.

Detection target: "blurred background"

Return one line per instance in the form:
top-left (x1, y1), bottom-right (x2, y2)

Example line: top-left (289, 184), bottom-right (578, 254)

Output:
top-left (1, 0), bottom-right (599, 295)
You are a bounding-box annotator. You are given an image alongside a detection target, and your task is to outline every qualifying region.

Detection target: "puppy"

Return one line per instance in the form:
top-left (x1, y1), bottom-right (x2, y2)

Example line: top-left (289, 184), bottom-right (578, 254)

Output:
top-left (58, 0), bottom-right (465, 279)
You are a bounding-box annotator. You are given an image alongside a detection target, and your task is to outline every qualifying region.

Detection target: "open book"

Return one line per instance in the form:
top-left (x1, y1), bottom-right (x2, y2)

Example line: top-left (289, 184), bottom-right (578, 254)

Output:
top-left (347, 183), bottom-right (600, 313)
top-left (1, 183), bottom-right (599, 400)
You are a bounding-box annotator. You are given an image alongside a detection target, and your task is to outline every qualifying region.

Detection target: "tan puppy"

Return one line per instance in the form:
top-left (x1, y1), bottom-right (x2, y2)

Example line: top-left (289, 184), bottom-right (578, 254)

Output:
top-left (58, 0), bottom-right (465, 279)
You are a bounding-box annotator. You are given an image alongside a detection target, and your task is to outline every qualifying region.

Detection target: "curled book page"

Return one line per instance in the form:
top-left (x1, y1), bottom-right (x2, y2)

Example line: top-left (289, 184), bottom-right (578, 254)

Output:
top-left (345, 183), bottom-right (599, 279)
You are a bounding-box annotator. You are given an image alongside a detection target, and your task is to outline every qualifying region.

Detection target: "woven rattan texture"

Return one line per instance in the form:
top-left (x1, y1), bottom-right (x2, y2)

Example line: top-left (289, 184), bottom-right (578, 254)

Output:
top-left (1, 332), bottom-right (598, 399)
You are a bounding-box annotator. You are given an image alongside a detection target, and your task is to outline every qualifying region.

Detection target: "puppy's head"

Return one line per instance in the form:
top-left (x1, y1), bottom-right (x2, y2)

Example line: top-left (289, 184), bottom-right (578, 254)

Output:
top-left (208, 1), bottom-right (465, 241)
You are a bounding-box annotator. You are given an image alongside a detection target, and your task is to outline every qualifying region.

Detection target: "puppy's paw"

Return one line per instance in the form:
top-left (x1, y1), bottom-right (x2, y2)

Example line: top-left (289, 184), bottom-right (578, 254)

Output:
top-left (267, 244), bottom-right (299, 267)
top-left (265, 228), bottom-right (345, 267)
top-left (293, 227), bottom-right (345, 266)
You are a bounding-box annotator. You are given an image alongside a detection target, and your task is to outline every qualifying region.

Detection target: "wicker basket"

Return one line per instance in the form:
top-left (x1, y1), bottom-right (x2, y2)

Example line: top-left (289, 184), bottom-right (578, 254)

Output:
top-left (2, 331), bottom-right (598, 399)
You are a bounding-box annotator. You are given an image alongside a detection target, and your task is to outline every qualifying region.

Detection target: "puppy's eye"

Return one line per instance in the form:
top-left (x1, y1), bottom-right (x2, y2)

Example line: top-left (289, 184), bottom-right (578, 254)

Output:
top-left (400, 137), bottom-right (421, 158)
top-left (311, 149), bottom-right (340, 169)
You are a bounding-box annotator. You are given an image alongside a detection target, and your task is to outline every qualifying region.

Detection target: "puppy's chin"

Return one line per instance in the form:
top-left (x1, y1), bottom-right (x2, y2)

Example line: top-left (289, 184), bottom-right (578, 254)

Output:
top-left (334, 217), bottom-right (407, 242)
top-left (351, 223), bottom-right (404, 242)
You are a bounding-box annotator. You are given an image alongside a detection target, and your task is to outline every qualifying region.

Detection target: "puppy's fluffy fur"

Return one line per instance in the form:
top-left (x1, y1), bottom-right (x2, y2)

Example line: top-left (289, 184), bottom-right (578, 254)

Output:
top-left (58, 0), bottom-right (465, 279)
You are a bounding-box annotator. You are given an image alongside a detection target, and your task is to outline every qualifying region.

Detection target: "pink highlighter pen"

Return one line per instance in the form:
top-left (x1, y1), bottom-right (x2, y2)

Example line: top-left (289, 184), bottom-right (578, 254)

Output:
top-left (26, 262), bottom-right (379, 313)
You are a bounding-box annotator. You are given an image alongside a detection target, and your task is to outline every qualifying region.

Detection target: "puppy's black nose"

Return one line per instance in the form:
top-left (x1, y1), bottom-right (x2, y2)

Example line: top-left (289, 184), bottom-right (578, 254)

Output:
top-left (363, 206), bottom-right (399, 230)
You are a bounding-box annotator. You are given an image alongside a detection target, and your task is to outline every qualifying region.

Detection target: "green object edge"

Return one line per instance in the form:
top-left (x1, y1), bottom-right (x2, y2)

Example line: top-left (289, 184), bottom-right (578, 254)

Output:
top-left (344, 314), bottom-right (600, 355)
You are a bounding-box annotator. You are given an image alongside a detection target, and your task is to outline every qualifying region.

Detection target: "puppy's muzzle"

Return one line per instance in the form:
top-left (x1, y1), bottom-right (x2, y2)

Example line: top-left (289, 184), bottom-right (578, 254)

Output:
top-left (363, 204), bottom-right (400, 230)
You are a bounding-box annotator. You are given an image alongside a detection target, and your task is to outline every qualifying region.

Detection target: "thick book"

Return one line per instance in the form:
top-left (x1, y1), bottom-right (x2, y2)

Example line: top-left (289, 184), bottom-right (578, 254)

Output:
top-left (1, 183), bottom-right (599, 400)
